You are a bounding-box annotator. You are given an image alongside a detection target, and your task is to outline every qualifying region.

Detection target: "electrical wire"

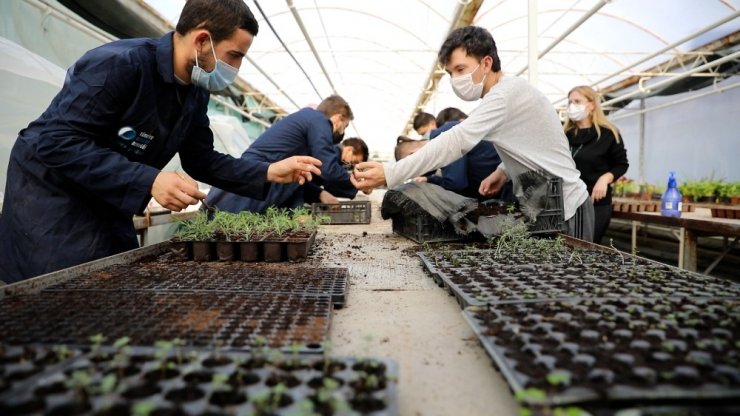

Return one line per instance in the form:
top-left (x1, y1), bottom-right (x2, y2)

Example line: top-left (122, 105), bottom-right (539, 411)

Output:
top-left (252, 0), bottom-right (323, 100)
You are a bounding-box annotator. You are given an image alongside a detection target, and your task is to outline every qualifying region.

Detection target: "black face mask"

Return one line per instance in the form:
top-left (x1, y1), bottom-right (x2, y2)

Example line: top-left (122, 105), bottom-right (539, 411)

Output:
top-left (332, 130), bottom-right (345, 145)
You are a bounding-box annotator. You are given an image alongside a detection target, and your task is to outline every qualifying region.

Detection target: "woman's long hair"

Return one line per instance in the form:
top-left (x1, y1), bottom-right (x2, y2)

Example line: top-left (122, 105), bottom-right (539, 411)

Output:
top-left (563, 85), bottom-right (621, 143)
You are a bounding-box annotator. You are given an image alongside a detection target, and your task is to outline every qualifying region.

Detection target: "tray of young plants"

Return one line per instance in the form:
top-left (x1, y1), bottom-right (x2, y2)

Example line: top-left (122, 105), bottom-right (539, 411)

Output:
top-left (0, 291), bottom-right (333, 353)
top-left (170, 208), bottom-right (327, 262)
top-left (0, 338), bottom-right (399, 416)
top-left (417, 224), bottom-right (740, 309)
top-left (42, 260), bottom-right (350, 308)
top-left (0, 343), bottom-right (84, 398)
top-left (462, 296), bottom-right (740, 408)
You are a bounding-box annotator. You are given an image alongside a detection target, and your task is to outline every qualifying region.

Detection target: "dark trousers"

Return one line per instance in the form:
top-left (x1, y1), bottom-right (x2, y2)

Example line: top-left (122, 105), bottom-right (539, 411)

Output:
top-left (565, 197), bottom-right (595, 242)
top-left (593, 203), bottom-right (613, 245)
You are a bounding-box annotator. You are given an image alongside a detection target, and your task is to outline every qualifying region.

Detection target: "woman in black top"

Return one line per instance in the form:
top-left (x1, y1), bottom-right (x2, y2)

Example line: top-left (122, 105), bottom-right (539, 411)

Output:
top-left (564, 86), bottom-right (629, 244)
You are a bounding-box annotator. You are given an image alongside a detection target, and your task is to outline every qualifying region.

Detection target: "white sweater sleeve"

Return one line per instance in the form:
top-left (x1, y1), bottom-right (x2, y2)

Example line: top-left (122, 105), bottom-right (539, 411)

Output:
top-left (385, 89), bottom-right (508, 188)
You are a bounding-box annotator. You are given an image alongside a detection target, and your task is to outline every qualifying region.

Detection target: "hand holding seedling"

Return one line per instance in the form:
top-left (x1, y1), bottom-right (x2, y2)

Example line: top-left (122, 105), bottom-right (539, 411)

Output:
top-left (151, 171), bottom-right (206, 211)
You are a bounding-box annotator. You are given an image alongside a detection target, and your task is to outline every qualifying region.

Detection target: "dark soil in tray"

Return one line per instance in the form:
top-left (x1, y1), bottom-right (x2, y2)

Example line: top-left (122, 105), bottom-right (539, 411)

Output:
top-left (0, 292), bottom-right (332, 352)
top-left (43, 259), bottom-right (349, 307)
top-left (464, 297), bottom-right (740, 406)
top-left (419, 248), bottom-right (740, 307)
top-left (0, 349), bottom-right (399, 416)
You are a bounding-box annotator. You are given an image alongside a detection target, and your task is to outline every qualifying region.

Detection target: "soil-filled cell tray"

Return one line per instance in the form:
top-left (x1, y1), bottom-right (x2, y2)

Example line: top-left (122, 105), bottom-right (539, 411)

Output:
top-left (0, 344), bottom-right (82, 396)
top-left (0, 292), bottom-right (332, 352)
top-left (0, 348), bottom-right (398, 416)
top-left (418, 250), bottom-right (740, 308)
top-left (43, 259), bottom-right (349, 308)
top-left (463, 297), bottom-right (740, 407)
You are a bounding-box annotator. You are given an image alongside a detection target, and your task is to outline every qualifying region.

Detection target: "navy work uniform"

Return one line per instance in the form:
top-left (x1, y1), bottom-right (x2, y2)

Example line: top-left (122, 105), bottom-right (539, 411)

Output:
top-left (206, 108), bottom-right (357, 213)
top-left (0, 33), bottom-right (269, 284)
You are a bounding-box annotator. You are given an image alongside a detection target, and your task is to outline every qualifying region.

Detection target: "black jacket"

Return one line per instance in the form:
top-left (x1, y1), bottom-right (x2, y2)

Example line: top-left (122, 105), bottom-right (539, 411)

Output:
top-left (566, 125), bottom-right (629, 206)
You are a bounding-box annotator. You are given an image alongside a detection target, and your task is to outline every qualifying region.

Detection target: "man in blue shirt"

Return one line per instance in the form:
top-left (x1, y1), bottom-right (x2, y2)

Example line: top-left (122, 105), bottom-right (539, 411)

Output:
top-left (0, 0), bottom-right (321, 283)
top-left (207, 95), bottom-right (359, 213)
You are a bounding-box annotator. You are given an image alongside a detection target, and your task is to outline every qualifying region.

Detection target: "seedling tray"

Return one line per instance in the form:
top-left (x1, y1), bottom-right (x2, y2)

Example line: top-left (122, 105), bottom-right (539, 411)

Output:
top-left (0, 344), bottom-right (84, 396)
top-left (418, 248), bottom-right (740, 309)
top-left (42, 260), bottom-right (349, 308)
top-left (0, 291), bottom-right (332, 353)
top-left (0, 347), bottom-right (399, 416)
top-left (463, 297), bottom-right (740, 407)
top-left (174, 230), bottom-right (317, 263)
top-left (311, 201), bottom-right (372, 224)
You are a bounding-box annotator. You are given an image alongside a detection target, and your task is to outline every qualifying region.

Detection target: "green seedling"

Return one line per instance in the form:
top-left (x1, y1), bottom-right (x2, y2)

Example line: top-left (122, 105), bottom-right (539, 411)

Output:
top-left (546, 370), bottom-right (571, 386)
top-left (132, 401), bottom-right (157, 416)
top-left (89, 333), bottom-right (107, 359)
top-left (211, 372), bottom-right (231, 391)
top-left (515, 387), bottom-right (546, 402)
top-left (271, 383), bottom-right (288, 409)
top-left (65, 370), bottom-right (93, 402)
top-left (96, 373), bottom-right (118, 395)
top-left (53, 344), bottom-right (73, 361)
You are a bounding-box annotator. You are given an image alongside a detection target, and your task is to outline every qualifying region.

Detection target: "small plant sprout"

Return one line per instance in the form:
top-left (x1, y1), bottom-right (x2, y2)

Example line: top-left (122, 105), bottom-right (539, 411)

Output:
top-left (289, 342), bottom-right (303, 367)
top-left (132, 400), bottom-right (157, 416)
top-left (171, 338), bottom-right (186, 364)
top-left (53, 344), bottom-right (72, 361)
top-left (553, 407), bottom-right (587, 416)
top-left (89, 333), bottom-right (107, 359)
top-left (271, 383), bottom-right (288, 409)
top-left (65, 370), bottom-right (93, 402)
top-left (322, 341), bottom-right (333, 373)
top-left (609, 238), bottom-right (625, 265)
top-left (154, 340), bottom-right (175, 374)
top-left (96, 373), bottom-right (118, 395)
top-left (317, 377), bottom-right (349, 413)
top-left (515, 387), bottom-right (546, 402)
top-left (211, 372), bottom-right (231, 391)
top-left (546, 370), bottom-right (571, 387)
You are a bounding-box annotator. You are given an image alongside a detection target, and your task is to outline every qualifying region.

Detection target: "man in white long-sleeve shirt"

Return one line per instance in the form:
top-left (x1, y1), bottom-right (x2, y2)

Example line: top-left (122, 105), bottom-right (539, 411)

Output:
top-left (352, 26), bottom-right (594, 241)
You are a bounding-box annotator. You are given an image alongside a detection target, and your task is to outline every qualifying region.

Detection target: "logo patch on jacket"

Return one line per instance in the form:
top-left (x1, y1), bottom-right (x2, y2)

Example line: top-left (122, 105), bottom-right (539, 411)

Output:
top-left (116, 126), bottom-right (155, 155)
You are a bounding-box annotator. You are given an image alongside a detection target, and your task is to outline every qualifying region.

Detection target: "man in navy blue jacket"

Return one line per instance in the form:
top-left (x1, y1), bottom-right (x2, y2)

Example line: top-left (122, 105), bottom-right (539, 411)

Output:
top-left (0, 0), bottom-right (321, 283)
top-left (207, 95), bottom-right (359, 213)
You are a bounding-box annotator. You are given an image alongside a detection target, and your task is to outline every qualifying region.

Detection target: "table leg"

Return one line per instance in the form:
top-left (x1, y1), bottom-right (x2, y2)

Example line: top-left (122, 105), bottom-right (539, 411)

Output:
top-left (679, 228), bottom-right (697, 271)
top-left (631, 221), bottom-right (638, 256)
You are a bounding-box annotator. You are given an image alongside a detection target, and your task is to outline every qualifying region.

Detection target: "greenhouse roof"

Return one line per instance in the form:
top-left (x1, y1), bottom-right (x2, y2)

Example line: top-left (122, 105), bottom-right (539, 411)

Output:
top-left (62, 0), bottom-right (740, 157)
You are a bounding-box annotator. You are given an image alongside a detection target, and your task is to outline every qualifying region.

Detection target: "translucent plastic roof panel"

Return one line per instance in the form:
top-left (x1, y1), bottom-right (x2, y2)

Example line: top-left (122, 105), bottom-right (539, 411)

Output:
top-left (143, 0), bottom-right (740, 158)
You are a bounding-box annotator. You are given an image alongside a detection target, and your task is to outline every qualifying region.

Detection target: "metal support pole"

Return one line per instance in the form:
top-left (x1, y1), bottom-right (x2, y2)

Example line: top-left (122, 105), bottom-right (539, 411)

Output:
top-left (527, 0), bottom-right (539, 86)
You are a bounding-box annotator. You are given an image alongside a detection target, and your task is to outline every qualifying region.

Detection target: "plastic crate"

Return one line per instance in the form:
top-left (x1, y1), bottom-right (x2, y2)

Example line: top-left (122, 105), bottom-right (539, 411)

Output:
top-left (527, 175), bottom-right (565, 235)
top-left (391, 211), bottom-right (465, 243)
top-left (311, 201), bottom-right (371, 224)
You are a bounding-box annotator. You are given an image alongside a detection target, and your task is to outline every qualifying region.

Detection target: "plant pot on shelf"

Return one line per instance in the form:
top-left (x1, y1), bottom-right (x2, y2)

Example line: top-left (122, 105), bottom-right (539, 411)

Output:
top-left (191, 241), bottom-right (213, 262)
top-left (238, 239), bottom-right (261, 262)
top-left (169, 240), bottom-right (191, 261)
top-left (286, 230), bottom-right (317, 261)
top-left (215, 242), bottom-right (236, 261)
top-left (731, 196), bottom-right (740, 205)
top-left (262, 234), bottom-right (286, 262)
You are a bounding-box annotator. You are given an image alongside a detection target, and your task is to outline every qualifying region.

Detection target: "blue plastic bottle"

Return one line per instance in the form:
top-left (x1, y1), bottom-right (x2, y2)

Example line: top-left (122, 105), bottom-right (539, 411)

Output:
top-left (660, 172), bottom-right (682, 218)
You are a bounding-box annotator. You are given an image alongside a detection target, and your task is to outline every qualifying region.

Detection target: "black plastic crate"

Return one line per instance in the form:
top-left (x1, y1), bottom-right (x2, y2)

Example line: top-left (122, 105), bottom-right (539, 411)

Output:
top-left (528, 175), bottom-right (565, 235)
top-left (391, 212), bottom-right (465, 243)
top-left (311, 201), bottom-right (371, 224)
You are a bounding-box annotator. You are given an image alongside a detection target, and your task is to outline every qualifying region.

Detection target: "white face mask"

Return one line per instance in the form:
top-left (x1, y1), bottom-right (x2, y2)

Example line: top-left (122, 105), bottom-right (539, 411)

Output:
top-left (567, 103), bottom-right (588, 121)
top-left (451, 63), bottom-right (484, 101)
top-left (191, 36), bottom-right (239, 92)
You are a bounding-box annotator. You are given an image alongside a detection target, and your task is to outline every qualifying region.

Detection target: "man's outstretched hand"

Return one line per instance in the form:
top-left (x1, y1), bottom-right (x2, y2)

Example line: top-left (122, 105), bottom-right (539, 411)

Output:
top-left (350, 161), bottom-right (386, 194)
top-left (267, 156), bottom-right (322, 184)
top-left (151, 171), bottom-right (206, 212)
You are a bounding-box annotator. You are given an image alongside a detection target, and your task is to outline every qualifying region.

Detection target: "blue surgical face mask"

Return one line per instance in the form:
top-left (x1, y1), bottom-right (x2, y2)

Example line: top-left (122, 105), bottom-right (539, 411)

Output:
top-left (191, 36), bottom-right (239, 92)
top-left (422, 131), bottom-right (431, 140)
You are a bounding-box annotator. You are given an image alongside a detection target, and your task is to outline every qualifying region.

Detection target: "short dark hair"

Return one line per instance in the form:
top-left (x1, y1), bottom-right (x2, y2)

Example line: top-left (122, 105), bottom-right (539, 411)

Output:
top-left (438, 26), bottom-right (501, 72)
top-left (317, 95), bottom-right (354, 120)
top-left (340, 138), bottom-right (369, 162)
top-left (412, 112), bottom-right (435, 131)
top-left (436, 107), bottom-right (467, 126)
top-left (394, 138), bottom-right (426, 161)
top-left (176, 0), bottom-right (259, 41)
